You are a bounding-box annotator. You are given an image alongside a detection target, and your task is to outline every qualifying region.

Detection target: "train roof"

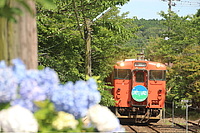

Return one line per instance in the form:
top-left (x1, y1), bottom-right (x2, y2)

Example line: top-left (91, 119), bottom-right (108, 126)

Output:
top-left (115, 59), bottom-right (166, 70)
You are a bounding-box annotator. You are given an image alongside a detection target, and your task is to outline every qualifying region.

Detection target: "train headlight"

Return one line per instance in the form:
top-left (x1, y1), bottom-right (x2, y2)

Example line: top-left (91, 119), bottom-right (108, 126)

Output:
top-left (156, 63), bottom-right (161, 68)
top-left (120, 62), bottom-right (125, 67)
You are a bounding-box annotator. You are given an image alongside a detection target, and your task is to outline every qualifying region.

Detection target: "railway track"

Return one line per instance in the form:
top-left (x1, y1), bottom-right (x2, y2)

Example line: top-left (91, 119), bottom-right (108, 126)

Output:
top-left (123, 124), bottom-right (161, 133)
top-left (120, 118), bottom-right (161, 132)
top-left (169, 120), bottom-right (200, 133)
top-left (121, 119), bottom-right (200, 132)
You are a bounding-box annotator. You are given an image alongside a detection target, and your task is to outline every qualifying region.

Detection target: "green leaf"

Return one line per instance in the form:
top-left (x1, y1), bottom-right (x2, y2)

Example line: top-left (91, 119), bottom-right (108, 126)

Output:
top-left (36, 0), bottom-right (56, 10)
top-left (0, 0), bottom-right (6, 7)
top-left (16, 0), bottom-right (33, 15)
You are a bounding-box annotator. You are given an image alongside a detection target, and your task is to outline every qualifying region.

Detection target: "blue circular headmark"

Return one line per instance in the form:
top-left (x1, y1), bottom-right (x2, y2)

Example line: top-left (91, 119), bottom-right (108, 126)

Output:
top-left (131, 85), bottom-right (148, 102)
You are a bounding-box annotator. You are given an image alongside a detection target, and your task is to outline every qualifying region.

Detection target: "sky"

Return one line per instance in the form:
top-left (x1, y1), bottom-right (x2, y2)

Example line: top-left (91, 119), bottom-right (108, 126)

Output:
top-left (119, 0), bottom-right (200, 19)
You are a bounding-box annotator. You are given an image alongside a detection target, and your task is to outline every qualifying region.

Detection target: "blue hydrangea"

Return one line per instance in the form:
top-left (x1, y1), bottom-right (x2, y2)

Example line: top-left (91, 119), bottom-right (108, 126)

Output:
top-left (0, 67), bottom-right (18, 103)
top-left (50, 78), bottom-right (101, 119)
top-left (38, 67), bottom-right (60, 98)
top-left (73, 80), bottom-right (91, 119)
top-left (0, 58), bottom-right (102, 119)
top-left (10, 98), bottom-right (38, 112)
top-left (50, 82), bottom-right (74, 112)
top-left (18, 77), bottom-right (46, 101)
top-left (11, 58), bottom-right (26, 82)
top-left (0, 60), bottom-right (7, 68)
top-left (18, 65), bottom-right (59, 102)
top-left (86, 78), bottom-right (101, 107)
top-left (0, 58), bottom-right (60, 109)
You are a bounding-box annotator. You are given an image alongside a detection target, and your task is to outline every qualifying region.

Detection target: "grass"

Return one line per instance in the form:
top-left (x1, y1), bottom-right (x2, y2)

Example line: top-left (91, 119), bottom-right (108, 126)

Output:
top-left (164, 106), bottom-right (200, 121)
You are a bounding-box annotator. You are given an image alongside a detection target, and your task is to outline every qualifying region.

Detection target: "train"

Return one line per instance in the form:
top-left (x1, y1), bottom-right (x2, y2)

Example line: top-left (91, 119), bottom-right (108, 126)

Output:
top-left (108, 57), bottom-right (166, 123)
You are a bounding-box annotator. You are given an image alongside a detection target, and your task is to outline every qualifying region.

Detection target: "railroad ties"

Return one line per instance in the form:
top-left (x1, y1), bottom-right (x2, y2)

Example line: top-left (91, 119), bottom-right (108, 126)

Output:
top-left (169, 120), bottom-right (200, 133)
top-left (122, 119), bottom-right (200, 132)
top-left (123, 124), bottom-right (161, 133)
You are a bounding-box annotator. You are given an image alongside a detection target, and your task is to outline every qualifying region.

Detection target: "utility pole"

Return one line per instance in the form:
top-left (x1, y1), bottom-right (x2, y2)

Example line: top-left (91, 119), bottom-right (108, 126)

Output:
top-left (84, 7), bottom-right (112, 78)
top-left (161, 0), bottom-right (181, 12)
top-left (161, 0), bottom-right (177, 31)
top-left (168, 0), bottom-right (172, 12)
top-left (84, 18), bottom-right (92, 77)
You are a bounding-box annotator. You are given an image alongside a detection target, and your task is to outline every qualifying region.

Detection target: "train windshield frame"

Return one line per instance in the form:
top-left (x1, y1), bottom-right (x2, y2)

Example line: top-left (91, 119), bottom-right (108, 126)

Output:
top-left (114, 69), bottom-right (132, 80)
top-left (149, 70), bottom-right (166, 81)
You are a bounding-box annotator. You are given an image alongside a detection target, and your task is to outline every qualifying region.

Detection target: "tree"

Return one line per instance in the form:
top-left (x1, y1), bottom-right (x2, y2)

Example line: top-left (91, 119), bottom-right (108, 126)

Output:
top-left (37, 0), bottom-right (138, 107)
top-left (146, 11), bottom-right (196, 63)
top-left (127, 18), bottom-right (166, 51)
top-left (0, 0), bottom-right (55, 69)
top-left (167, 45), bottom-right (200, 107)
top-left (145, 10), bottom-right (200, 107)
top-left (0, 0), bottom-right (37, 69)
top-left (37, 0), bottom-right (137, 82)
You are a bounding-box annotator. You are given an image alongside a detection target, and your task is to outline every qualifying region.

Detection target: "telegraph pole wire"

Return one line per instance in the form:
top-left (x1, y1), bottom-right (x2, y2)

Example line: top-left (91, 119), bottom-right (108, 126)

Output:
top-left (161, 0), bottom-right (200, 10)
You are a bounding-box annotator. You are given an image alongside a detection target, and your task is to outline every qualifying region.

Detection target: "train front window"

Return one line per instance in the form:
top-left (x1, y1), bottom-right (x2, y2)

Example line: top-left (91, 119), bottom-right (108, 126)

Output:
top-left (136, 71), bottom-right (144, 82)
top-left (149, 70), bottom-right (166, 81)
top-left (114, 69), bottom-right (132, 79)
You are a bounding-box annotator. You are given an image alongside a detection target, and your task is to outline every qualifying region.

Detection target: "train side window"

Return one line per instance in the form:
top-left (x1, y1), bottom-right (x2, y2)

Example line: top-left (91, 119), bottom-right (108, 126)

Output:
top-left (114, 69), bottom-right (132, 79)
top-left (149, 70), bottom-right (166, 81)
top-left (136, 71), bottom-right (144, 82)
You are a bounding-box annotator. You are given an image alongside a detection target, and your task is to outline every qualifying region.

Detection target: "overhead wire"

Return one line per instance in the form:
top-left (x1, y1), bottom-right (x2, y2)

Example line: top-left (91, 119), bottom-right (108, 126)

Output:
top-left (167, 0), bottom-right (200, 15)
top-left (173, 0), bottom-right (200, 7)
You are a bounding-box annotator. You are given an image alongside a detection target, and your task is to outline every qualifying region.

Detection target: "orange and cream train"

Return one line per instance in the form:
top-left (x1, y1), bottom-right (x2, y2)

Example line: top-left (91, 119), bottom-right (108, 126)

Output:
top-left (108, 58), bottom-right (166, 123)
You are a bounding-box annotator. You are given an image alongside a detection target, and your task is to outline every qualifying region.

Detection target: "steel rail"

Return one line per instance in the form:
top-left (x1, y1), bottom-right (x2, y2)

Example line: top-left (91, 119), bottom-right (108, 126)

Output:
top-left (169, 120), bottom-right (198, 133)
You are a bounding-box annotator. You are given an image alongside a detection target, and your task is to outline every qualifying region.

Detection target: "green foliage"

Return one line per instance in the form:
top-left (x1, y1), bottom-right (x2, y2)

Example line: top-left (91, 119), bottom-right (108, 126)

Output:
top-left (165, 104), bottom-right (200, 121)
top-left (127, 18), bottom-right (167, 51)
top-left (37, 0), bottom-right (136, 83)
top-left (34, 100), bottom-right (95, 132)
top-left (36, 0), bottom-right (56, 9)
top-left (146, 12), bottom-right (193, 63)
top-left (91, 7), bottom-right (137, 77)
top-left (0, 0), bottom-right (55, 22)
top-left (37, 0), bottom-right (138, 106)
top-left (167, 45), bottom-right (200, 106)
top-left (0, 0), bottom-right (23, 22)
top-left (145, 10), bottom-right (200, 107)
top-left (34, 100), bottom-right (57, 132)
top-left (0, 103), bottom-right (10, 110)
top-left (99, 87), bottom-right (116, 106)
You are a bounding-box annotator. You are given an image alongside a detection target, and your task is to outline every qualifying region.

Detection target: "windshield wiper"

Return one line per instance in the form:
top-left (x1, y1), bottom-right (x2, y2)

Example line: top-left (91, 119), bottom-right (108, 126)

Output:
top-left (151, 74), bottom-right (157, 83)
top-left (123, 73), bottom-right (130, 82)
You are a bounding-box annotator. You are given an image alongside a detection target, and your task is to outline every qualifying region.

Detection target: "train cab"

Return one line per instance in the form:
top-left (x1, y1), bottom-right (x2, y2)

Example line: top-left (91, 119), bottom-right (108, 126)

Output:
top-left (110, 59), bottom-right (167, 123)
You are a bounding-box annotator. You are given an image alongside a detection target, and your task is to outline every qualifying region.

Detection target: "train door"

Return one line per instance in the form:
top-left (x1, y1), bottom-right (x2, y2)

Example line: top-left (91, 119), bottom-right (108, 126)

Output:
top-left (133, 70), bottom-right (147, 87)
top-left (131, 70), bottom-right (148, 106)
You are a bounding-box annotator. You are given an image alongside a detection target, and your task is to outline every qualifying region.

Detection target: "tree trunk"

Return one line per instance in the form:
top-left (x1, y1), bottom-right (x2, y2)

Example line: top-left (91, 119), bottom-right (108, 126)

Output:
top-left (0, 0), bottom-right (37, 69)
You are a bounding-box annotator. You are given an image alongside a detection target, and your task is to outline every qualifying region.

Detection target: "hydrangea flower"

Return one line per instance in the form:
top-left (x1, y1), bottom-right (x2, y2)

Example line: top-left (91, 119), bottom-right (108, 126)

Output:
top-left (10, 98), bottom-right (38, 112)
top-left (0, 60), bottom-right (6, 68)
top-left (0, 105), bottom-right (38, 132)
top-left (87, 104), bottom-right (125, 132)
top-left (53, 111), bottom-right (78, 130)
top-left (50, 79), bottom-right (101, 119)
top-left (19, 77), bottom-right (46, 101)
top-left (18, 68), bottom-right (59, 102)
top-left (86, 78), bottom-right (101, 107)
top-left (50, 82), bottom-right (74, 112)
top-left (37, 67), bottom-right (60, 98)
top-left (0, 66), bottom-right (18, 103)
top-left (11, 60), bottom-right (59, 110)
top-left (11, 58), bottom-right (27, 82)
top-left (73, 80), bottom-right (92, 118)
